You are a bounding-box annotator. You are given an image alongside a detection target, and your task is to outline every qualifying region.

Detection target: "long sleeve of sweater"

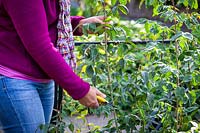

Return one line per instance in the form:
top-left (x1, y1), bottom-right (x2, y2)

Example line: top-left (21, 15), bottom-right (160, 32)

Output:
top-left (71, 16), bottom-right (85, 36)
top-left (2, 0), bottom-right (90, 100)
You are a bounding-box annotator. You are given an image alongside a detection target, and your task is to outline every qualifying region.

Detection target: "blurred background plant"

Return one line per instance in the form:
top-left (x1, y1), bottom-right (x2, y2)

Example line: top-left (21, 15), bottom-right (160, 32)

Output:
top-left (49, 0), bottom-right (200, 132)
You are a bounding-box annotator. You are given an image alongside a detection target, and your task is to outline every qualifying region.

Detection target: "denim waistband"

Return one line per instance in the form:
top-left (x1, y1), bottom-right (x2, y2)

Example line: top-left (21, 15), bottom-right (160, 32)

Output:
top-left (0, 74), bottom-right (5, 79)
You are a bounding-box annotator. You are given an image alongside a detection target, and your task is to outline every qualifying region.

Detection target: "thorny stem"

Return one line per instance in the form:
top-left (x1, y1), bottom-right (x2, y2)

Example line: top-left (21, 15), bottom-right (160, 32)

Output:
top-left (171, 0), bottom-right (181, 129)
top-left (175, 40), bottom-right (180, 87)
top-left (175, 39), bottom-right (180, 131)
top-left (102, 2), bottom-right (120, 133)
top-left (188, 61), bottom-right (192, 90)
top-left (161, 31), bottom-right (165, 61)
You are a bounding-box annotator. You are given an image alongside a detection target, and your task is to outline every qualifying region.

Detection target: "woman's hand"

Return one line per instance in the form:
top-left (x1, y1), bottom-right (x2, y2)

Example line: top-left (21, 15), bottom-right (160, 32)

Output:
top-left (79, 16), bottom-right (106, 25)
top-left (77, 16), bottom-right (107, 34)
top-left (78, 86), bottom-right (106, 108)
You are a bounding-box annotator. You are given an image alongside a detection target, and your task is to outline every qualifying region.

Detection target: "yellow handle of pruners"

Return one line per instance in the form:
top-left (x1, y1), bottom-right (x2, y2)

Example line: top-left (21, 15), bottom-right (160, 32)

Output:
top-left (96, 96), bottom-right (108, 104)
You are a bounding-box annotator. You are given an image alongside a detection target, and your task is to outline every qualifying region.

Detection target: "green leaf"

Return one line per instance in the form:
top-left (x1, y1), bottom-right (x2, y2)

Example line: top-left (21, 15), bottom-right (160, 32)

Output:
top-left (68, 123), bottom-right (74, 132)
top-left (119, 0), bottom-right (127, 5)
top-left (91, 75), bottom-right (97, 85)
top-left (175, 87), bottom-right (185, 102)
top-left (171, 32), bottom-right (183, 41)
top-left (182, 32), bottom-right (193, 40)
top-left (193, 0), bottom-right (198, 9)
top-left (111, 0), bottom-right (117, 5)
top-left (183, 0), bottom-right (189, 7)
top-left (98, 48), bottom-right (106, 55)
top-left (192, 24), bottom-right (200, 41)
top-left (189, 0), bottom-right (198, 9)
top-left (86, 65), bottom-right (94, 77)
top-left (91, 48), bottom-right (98, 60)
top-left (139, 109), bottom-right (145, 119)
top-left (144, 22), bottom-right (150, 33)
top-left (185, 106), bottom-right (199, 113)
top-left (117, 45), bottom-right (124, 57)
top-left (118, 4), bottom-right (129, 15)
top-left (141, 71), bottom-right (149, 84)
top-left (81, 109), bottom-right (88, 116)
top-left (183, 75), bottom-right (192, 83)
top-left (118, 58), bottom-right (125, 69)
top-left (124, 53), bottom-right (135, 62)
top-left (112, 6), bottom-right (119, 17)
top-left (189, 90), bottom-right (197, 104)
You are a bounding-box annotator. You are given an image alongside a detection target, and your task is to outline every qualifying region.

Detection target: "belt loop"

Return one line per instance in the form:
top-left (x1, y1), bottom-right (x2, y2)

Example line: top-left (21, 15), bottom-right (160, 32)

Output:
top-left (0, 75), bottom-right (6, 90)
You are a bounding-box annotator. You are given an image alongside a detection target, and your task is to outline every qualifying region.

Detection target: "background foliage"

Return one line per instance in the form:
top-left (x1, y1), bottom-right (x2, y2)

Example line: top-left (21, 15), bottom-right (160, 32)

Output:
top-left (57, 0), bottom-right (200, 132)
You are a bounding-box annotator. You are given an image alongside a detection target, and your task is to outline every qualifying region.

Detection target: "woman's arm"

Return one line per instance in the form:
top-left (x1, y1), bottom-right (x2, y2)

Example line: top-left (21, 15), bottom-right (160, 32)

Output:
top-left (2, 0), bottom-right (89, 100)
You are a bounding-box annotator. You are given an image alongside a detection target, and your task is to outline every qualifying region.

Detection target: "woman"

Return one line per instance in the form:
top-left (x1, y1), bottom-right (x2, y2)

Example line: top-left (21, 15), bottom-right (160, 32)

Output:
top-left (0, 0), bottom-right (106, 132)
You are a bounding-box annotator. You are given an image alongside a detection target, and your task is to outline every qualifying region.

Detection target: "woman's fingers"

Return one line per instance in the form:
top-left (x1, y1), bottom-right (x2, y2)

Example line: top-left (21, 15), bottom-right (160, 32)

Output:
top-left (95, 88), bottom-right (106, 98)
top-left (79, 16), bottom-right (106, 25)
top-left (78, 87), bottom-right (106, 108)
top-left (78, 87), bottom-right (99, 108)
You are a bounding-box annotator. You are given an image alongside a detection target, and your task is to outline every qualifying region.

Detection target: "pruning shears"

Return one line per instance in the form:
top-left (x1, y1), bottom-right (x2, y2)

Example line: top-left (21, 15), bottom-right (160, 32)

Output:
top-left (96, 96), bottom-right (111, 106)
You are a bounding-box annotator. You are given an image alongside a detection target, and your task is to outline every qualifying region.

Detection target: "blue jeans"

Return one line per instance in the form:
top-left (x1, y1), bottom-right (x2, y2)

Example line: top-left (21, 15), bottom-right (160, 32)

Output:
top-left (0, 75), bottom-right (55, 133)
